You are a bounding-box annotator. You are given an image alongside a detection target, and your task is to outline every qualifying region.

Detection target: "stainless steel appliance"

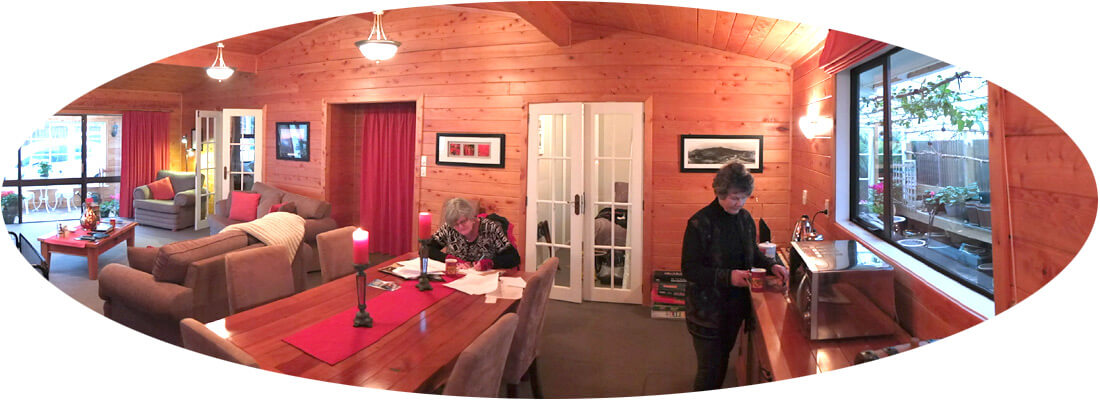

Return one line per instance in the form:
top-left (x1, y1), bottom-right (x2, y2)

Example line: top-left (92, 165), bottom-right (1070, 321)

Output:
top-left (787, 240), bottom-right (898, 340)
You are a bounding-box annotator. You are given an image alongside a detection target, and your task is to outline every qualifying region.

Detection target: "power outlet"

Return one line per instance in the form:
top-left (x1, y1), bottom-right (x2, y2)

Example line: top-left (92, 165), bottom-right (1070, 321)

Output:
top-left (420, 166), bottom-right (427, 177)
top-left (824, 199), bottom-right (830, 211)
top-left (802, 190), bottom-right (808, 205)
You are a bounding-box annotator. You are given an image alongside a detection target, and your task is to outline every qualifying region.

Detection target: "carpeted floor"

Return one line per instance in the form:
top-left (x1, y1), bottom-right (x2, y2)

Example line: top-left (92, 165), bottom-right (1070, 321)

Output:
top-left (7, 220), bottom-right (737, 397)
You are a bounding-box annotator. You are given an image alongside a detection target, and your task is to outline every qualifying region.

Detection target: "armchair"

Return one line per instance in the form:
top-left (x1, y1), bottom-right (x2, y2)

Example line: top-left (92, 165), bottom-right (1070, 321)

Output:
top-left (133, 170), bottom-right (206, 231)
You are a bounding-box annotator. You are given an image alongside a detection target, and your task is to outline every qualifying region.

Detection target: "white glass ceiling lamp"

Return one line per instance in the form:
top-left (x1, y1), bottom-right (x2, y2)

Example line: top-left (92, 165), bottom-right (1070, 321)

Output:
top-left (206, 42), bottom-right (235, 81)
top-left (355, 11), bottom-right (401, 63)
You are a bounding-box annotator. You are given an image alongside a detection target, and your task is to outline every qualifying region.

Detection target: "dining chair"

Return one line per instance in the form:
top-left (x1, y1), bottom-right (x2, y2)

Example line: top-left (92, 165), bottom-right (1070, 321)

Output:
top-left (315, 226), bottom-right (357, 283)
top-left (224, 245), bottom-right (296, 314)
top-left (53, 188), bottom-right (75, 212)
top-left (179, 318), bottom-right (259, 367)
top-left (442, 313), bottom-right (519, 398)
top-left (503, 257), bottom-right (559, 398)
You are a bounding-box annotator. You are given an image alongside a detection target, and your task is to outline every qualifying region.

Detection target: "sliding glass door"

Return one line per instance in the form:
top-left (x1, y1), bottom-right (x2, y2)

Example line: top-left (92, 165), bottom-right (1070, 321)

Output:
top-left (2, 114), bottom-right (123, 225)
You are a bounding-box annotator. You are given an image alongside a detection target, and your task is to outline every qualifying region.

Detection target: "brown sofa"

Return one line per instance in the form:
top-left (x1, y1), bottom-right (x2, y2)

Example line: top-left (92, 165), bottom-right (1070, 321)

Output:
top-left (98, 230), bottom-right (313, 345)
top-left (133, 170), bottom-right (206, 231)
top-left (209, 182), bottom-right (337, 272)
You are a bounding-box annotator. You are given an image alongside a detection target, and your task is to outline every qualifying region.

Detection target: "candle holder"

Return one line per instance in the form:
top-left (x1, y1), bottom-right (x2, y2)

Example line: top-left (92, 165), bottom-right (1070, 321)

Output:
top-left (353, 263), bottom-right (374, 328)
top-left (416, 239), bottom-right (433, 291)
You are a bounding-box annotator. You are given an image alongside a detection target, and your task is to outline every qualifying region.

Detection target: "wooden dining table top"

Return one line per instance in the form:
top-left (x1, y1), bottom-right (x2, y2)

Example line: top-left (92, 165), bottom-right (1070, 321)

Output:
top-left (209, 252), bottom-right (529, 393)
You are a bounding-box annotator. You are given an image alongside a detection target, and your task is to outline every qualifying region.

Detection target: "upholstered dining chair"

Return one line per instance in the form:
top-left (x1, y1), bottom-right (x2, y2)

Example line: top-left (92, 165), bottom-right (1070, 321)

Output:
top-left (224, 245), bottom-right (295, 314)
top-left (503, 257), bottom-right (559, 398)
top-left (315, 226), bottom-right (357, 283)
top-left (179, 318), bottom-right (259, 367)
top-left (443, 313), bottom-right (519, 398)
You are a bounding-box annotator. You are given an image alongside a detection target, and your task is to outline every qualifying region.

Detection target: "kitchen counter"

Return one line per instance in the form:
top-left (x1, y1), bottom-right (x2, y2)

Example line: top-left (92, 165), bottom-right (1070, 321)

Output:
top-left (738, 252), bottom-right (914, 384)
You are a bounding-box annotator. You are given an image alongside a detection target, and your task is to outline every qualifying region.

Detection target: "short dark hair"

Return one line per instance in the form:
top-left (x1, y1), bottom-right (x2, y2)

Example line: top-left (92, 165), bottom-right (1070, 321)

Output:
top-left (712, 161), bottom-right (754, 197)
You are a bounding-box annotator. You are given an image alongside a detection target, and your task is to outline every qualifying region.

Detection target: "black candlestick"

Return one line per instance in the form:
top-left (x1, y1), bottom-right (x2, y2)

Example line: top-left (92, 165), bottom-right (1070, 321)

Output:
top-left (416, 239), bottom-right (433, 291)
top-left (353, 263), bottom-right (373, 328)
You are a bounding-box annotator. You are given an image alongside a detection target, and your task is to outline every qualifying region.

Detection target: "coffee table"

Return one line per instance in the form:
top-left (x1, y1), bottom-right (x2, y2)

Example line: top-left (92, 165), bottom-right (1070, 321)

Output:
top-left (38, 221), bottom-right (137, 280)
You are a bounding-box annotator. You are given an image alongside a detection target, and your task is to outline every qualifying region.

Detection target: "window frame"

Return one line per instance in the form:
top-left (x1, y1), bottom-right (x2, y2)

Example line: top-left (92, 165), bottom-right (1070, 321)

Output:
top-left (846, 48), bottom-right (993, 299)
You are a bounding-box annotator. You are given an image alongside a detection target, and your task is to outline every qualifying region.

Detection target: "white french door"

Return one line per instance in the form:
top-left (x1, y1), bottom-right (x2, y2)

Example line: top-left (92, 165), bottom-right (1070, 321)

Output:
top-left (194, 110), bottom-right (220, 230)
top-left (526, 102), bottom-right (644, 304)
top-left (220, 109), bottom-right (263, 195)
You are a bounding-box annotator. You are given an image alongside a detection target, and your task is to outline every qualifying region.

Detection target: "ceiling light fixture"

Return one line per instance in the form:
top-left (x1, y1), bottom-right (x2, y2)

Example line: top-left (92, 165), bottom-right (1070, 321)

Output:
top-left (355, 11), bottom-right (401, 63)
top-left (206, 42), bottom-right (235, 81)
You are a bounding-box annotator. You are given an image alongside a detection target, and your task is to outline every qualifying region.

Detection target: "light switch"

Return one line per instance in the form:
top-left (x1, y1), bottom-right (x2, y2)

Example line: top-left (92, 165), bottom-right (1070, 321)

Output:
top-left (420, 166), bottom-right (427, 177)
top-left (420, 156), bottom-right (427, 166)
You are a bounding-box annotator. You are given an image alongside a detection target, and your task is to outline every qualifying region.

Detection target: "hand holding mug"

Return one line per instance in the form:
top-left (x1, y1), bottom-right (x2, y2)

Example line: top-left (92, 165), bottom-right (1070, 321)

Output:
top-left (729, 270), bottom-right (752, 287)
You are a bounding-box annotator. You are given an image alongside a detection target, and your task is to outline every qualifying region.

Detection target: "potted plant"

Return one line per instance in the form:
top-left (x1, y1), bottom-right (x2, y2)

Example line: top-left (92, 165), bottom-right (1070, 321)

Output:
top-left (928, 184), bottom-right (978, 219)
top-left (37, 161), bottom-right (52, 178)
top-left (2, 191), bottom-right (17, 224)
top-left (100, 194), bottom-right (119, 218)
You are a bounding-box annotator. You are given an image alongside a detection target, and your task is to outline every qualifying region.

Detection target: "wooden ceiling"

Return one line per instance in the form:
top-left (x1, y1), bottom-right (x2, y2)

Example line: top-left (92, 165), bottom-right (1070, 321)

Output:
top-left (107, 3), bottom-right (826, 93)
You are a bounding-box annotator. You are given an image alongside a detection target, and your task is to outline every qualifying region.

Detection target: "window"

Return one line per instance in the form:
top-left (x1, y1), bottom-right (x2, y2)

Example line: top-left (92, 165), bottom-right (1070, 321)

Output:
top-left (2, 114), bottom-right (123, 224)
top-left (849, 48), bottom-right (992, 297)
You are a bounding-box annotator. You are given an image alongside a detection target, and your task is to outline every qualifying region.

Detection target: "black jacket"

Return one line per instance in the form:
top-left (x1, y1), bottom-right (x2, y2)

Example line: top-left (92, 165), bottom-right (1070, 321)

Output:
top-left (680, 199), bottom-right (773, 332)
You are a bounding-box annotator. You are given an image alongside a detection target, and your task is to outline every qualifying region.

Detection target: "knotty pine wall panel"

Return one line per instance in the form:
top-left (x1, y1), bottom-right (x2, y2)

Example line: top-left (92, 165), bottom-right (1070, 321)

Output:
top-left (179, 7), bottom-right (794, 302)
top-left (60, 88), bottom-right (186, 171)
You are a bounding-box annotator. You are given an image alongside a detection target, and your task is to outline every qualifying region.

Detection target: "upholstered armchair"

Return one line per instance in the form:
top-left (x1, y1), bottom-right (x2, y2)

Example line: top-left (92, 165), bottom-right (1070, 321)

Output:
top-left (133, 170), bottom-right (206, 231)
top-left (99, 230), bottom-right (313, 346)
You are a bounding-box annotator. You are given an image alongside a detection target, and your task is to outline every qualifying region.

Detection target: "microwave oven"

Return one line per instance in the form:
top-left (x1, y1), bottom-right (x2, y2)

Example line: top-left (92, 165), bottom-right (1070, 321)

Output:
top-left (787, 240), bottom-right (898, 340)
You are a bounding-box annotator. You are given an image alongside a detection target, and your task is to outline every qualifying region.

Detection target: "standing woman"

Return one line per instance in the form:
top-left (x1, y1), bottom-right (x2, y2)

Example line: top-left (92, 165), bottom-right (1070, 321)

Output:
top-left (681, 161), bottom-right (788, 390)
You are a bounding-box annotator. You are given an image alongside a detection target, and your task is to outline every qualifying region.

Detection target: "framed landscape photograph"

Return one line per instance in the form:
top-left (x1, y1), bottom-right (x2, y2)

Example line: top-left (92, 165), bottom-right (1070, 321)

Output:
top-left (275, 122), bottom-right (310, 162)
top-left (436, 133), bottom-right (505, 168)
top-left (680, 134), bottom-right (764, 173)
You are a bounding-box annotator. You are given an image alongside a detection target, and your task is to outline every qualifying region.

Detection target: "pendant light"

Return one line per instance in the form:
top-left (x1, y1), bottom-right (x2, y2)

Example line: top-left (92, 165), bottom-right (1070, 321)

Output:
top-left (206, 42), bottom-right (235, 81)
top-left (355, 11), bottom-right (401, 63)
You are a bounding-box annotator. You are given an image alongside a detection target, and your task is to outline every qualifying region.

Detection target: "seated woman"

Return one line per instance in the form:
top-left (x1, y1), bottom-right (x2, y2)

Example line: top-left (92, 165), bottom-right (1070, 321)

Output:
top-left (425, 197), bottom-right (520, 269)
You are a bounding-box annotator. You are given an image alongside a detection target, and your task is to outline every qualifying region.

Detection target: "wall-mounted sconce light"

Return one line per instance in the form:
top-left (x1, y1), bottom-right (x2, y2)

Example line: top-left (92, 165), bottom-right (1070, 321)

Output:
top-left (799, 115), bottom-right (833, 139)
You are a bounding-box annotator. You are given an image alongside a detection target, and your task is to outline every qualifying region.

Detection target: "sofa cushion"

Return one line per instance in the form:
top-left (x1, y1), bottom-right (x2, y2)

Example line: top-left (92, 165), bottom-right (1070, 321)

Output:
top-left (159, 170), bottom-right (198, 193)
top-left (270, 201), bottom-right (296, 214)
top-left (148, 177), bottom-right (176, 200)
top-left (133, 199), bottom-right (179, 213)
top-left (282, 191), bottom-right (329, 219)
top-left (229, 191), bottom-right (261, 222)
top-left (152, 231), bottom-right (249, 284)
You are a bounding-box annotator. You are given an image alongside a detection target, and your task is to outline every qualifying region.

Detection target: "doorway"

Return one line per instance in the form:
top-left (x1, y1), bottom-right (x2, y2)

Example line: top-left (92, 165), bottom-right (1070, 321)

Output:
top-left (193, 108), bottom-right (262, 230)
top-left (526, 102), bottom-right (645, 304)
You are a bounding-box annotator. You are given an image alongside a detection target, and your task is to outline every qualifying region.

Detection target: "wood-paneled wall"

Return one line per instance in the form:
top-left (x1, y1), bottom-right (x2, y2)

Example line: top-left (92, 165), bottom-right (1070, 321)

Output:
top-left (179, 7), bottom-right (794, 302)
top-left (60, 88), bottom-right (187, 171)
top-left (988, 83), bottom-right (1097, 313)
top-left (788, 49), bottom-right (1096, 339)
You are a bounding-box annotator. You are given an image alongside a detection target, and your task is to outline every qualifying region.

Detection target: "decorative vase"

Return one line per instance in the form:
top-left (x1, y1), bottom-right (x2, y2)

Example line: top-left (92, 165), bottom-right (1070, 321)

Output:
top-left (81, 204), bottom-right (101, 230)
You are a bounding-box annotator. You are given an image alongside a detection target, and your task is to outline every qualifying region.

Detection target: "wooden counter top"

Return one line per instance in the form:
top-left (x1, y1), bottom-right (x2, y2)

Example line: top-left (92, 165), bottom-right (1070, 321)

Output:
top-left (745, 288), bottom-right (914, 383)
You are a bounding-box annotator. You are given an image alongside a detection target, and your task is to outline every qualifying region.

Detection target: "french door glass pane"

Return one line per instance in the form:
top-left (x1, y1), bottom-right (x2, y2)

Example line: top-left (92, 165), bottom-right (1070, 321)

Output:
top-left (86, 115), bottom-right (122, 178)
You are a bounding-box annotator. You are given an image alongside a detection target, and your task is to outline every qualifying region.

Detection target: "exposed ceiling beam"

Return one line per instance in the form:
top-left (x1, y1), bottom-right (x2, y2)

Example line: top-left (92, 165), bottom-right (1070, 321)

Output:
top-left (456, 2), bottom-right (573, 47)
top-left (155, 48), bottom-right (257, 74)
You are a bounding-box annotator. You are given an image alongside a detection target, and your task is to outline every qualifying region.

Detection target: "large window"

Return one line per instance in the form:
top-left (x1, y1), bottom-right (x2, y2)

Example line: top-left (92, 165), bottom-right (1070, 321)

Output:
top-left (850, 48), bottom-right (992, 296)
top-left (2, 114), bottom-right (122, 224)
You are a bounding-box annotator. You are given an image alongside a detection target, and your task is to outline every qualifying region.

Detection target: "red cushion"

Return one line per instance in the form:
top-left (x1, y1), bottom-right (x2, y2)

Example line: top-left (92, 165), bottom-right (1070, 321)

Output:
top-left (147, 177), bottom-right (175, 200)
top-left (229, 191), bottom-right (261, 222)
top-left (269, 202), bottom-right (289, 214)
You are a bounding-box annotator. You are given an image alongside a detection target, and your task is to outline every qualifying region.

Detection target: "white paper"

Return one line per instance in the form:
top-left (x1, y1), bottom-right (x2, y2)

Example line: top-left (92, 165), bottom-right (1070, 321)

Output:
top-left (500, 276), bottom-right (527, 288)
top-left (443, 271), bottom-right (500, 295)
top-left (392, 258), bottom-right (446, 278)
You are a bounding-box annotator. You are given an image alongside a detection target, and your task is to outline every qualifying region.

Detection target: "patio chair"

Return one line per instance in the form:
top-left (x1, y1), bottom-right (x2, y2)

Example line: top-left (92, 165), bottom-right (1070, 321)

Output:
top-left (53, 188), bottom-right (76, 212)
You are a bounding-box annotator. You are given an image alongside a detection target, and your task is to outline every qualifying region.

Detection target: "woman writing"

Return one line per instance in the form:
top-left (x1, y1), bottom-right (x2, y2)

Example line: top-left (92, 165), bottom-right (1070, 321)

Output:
top-left (681, 161), bottom-right (788, 390)
top-left (425, 197), bottom-right (520, 269)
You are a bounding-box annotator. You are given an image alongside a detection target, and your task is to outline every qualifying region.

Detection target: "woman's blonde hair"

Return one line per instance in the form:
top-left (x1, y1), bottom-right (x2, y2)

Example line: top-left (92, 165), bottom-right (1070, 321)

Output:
top-left (442, 197), bottom-right (477, 226)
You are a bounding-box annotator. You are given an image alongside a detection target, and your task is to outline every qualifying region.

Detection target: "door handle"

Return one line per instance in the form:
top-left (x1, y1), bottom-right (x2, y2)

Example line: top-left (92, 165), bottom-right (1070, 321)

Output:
top-left (223, 166), bottom-right (228, 180)
top-left (574, 194), bottom-right (581, 215)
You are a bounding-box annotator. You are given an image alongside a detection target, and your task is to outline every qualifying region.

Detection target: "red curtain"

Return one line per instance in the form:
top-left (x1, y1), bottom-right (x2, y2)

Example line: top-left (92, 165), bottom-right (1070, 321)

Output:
top-left (119, 111), bottom-right (170, 218)
top-left (818, 29), bottom-right (889, 75)
top-left (361, 102), bottom-right (416, 255)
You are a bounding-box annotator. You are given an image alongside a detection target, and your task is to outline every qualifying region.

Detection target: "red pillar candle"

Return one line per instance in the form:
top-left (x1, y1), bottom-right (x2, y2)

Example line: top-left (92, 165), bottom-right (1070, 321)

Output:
top-left (418, 212), bottom-right (432, 240)
top-left (353, 228), bottom-right (369, 265)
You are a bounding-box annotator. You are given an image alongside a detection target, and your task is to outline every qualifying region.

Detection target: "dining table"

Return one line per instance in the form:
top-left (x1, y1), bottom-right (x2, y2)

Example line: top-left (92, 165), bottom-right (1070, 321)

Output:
top-left (207, 252), bottom-right (529, 393)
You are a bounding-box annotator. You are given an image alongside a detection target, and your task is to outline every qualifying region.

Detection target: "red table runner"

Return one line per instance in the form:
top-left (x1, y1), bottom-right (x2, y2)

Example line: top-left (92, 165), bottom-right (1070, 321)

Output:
top-left (39, 227), bottom-right (92, 248)
top-left (283, 276), bottom-right (459, 365)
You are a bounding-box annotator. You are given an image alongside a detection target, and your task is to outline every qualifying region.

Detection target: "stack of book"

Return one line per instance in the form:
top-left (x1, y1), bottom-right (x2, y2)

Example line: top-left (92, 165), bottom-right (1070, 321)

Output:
top-left (651, 270), bottom-right (686, 319)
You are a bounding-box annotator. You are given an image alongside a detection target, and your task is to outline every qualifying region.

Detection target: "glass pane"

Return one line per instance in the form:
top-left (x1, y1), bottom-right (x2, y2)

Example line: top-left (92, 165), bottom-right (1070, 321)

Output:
top-left (22, 116), bottom-right (83, 179)
top-left (854, 65), bottom-right (885, 230)
top-left (86, 115), bottom-right (122, 178)
top-left (553, 160), bottom-right (570, 202)
top-left (596, 159), bottom-right (612, 202)
top-left (595, 205), bottom-right (629, 247)
top-left (537, 159), bottom-right (552, 201)
top-left (595, 113), bottom-right (633, 158)
top-left (86, 182), bottom-right (121, 218)
top-left (536, 202), bottom-right (552, 244)
top-left (230, 116), bottom-right (255, 144)
top-left (2, 186), bottom-right (18, 225)
top-left (595, 248), bottom-right (629, 289)
top-left (885, 49), bottom-right (992, 294)
top-left (4, 150), bottom-right (17, 182)
top-left (553, 203), bottom-right (571, 246)
top-left (538, 114), bottom-right (568, 157)
top-left (21, 185), bottom-right (82, 222)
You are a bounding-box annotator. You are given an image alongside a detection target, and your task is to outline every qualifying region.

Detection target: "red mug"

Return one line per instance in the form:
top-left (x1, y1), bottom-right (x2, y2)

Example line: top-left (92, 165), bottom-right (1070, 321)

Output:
top-left (750, 268), bottom-right (766, 292)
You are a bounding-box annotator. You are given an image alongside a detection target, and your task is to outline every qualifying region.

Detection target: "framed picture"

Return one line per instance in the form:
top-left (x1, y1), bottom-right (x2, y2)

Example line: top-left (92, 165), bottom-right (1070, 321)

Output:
top-left (436, 133), bottom-right (506, 168)
top-left (275, 122), bottom-right (310, 161)
top-left (680, 134), bottom-right (764, 173)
